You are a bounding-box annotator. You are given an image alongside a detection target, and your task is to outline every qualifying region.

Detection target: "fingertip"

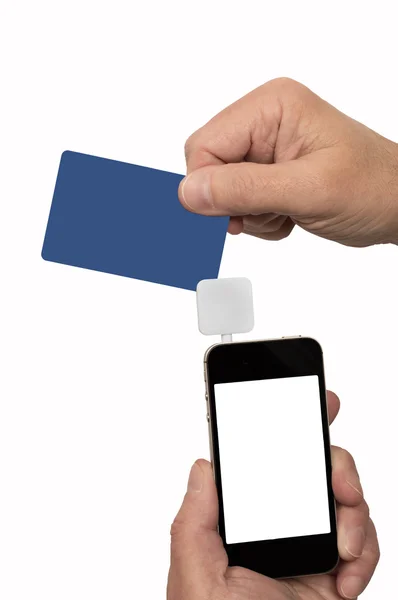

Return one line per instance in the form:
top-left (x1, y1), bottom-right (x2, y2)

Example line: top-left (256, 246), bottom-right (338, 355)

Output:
top-left (327, 391), bottom-right (341, 425)
top-left (195, 458), bottom-right (212, 470)
top-left (338, 523), bottom-right (367, 562)
top-left (339, 575), bottom-right (367, 599)
top-left (228, 217), bottom-right (244, 235)
top-left (193, 458), bottom-right (214, 484)
top-left (178, 174), bottom-right (194, 212)
top-left (178, 167), bottom-right (216, 214)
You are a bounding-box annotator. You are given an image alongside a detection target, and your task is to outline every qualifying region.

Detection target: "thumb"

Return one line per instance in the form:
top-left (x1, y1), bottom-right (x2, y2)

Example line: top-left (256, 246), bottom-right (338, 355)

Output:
top-left (179, 159), bottom-right (326, 218)
top-left (169, 460), bottom-right (227, 592)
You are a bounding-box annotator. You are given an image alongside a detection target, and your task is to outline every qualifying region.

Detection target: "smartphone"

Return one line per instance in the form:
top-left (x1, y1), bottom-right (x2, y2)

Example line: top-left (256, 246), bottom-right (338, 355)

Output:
top-left (204, 337), bottom-right (338, 579)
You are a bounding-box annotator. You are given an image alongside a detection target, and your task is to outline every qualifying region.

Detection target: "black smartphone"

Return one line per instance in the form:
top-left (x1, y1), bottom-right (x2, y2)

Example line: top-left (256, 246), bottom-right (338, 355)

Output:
top-left (204, 337), bottom-right (338, 579)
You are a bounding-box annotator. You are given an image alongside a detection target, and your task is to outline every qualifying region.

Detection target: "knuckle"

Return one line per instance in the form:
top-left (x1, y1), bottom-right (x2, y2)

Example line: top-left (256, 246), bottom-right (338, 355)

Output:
top-left (184, 134), bottom-right (196, 161)
top-left (170, 511), bottom-right (199, 541)
top-left (169, 515), bottom-right (185, 539)
top-left (374, 541), bottom-right (381, 562)
top-left (341, 447), bottom-right (355, 464)
top-left (336, 446), bottom-right (355, 467)
top-left (375, 549), bottom-right (381, 566)
top-left (362, 499), bottom-right (370, 519)
top-left (184, 128), bottom-right (204, 161)
top-left (369, 518), bottom-right (381, 562)
top-left (226, 566), bottom-right (242, 579)
top-left (266, 76), bottom-right (309, 98)
top-left (169, 520), bottom-right (179, 539)
top-left (333, 446), bottom-right (363, 484)
top-left (268, 76), bottom-right (298, 89)
top-left (354, 498), bottom-right (370, 522)
top-left (374, 543), bottom-right (381, 565)
top-left (369, 543), bottom-right (381, 569)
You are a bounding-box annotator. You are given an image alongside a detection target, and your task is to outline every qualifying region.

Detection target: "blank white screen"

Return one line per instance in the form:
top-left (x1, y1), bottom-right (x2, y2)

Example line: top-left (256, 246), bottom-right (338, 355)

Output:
top-left (214, 376), bottom-right (331, 545)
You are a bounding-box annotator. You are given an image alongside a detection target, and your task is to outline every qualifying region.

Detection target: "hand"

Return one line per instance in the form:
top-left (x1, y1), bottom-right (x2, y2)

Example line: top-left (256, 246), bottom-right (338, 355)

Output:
top-left (179, 77), bottom-right (398, 247)
top-left (167, 392), bottom-right (379, 600)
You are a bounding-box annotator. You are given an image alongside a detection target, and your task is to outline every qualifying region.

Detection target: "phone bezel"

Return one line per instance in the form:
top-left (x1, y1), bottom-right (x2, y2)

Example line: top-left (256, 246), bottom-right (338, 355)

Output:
top-left (204, 337), bottom-right (339, 579)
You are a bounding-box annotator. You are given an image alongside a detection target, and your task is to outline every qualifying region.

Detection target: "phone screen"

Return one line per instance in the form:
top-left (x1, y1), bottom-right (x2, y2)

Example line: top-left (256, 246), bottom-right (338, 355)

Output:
top-left (214, 375), bottom-right (331, 545)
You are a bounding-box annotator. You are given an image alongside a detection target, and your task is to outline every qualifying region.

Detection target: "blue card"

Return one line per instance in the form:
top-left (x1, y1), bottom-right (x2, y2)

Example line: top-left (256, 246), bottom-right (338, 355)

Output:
top-left (42, 151), bottom-right (228, 291)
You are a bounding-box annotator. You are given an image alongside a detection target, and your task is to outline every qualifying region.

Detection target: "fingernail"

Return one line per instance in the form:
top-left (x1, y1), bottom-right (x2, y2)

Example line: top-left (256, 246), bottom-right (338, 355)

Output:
top-left (187, 462), bottom-right (203, 493)
top-left (341, 575), bottom-right (365, 598)
top-left (344, 526), bottom-right (366, 558)
top-left (181, 171), bottom-right (213, 212)
top-left (346, 479), bottom-right (363, 497)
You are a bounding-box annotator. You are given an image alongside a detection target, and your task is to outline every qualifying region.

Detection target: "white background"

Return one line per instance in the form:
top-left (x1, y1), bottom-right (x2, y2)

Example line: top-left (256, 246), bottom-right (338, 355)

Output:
top-left (215, 376), bottom-right (331, 544)
top-left (1, 1), bottom-right (397, 598)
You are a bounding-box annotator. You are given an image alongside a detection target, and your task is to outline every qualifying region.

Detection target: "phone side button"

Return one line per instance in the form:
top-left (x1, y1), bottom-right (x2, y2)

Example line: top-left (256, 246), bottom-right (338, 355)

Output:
top-left (206, 413), bottom-right (210, 422)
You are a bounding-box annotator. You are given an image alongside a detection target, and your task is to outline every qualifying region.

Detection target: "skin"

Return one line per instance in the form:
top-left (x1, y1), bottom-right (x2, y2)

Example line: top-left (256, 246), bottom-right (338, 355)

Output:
top-left (178, 77), bottom-right (398, 248)
top-left (167, 392), bottom-right (380, 600)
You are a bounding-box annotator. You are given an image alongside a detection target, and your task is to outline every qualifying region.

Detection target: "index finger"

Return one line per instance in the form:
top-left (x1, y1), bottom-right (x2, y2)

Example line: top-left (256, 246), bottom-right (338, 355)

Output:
top-left (184, 81), bottom-right (282, 173)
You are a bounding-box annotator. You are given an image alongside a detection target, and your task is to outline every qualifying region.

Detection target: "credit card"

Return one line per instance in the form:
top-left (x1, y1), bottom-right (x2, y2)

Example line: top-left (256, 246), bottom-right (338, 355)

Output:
top-left (42, 151), bottom-right (228, 291)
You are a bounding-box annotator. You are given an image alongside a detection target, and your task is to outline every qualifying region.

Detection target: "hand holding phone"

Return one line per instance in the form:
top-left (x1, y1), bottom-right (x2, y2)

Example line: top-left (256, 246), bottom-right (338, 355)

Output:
top-left (168, 382), bottom-right (379, 600)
